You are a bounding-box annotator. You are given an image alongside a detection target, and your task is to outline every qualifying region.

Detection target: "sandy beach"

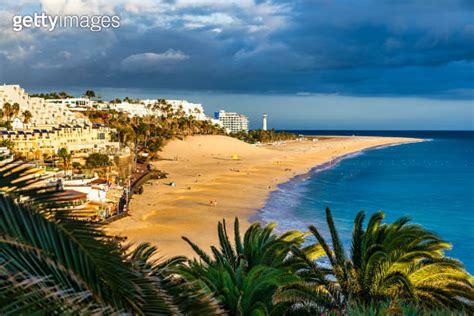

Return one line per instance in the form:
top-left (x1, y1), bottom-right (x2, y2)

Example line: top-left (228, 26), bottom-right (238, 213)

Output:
top-left (107, 135), bottom-right (420, 258)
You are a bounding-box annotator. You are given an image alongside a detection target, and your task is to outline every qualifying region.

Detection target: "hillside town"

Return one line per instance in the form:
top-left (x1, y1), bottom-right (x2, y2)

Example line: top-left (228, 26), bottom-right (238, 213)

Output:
top-left (0, 83), bottom-right (252, 221)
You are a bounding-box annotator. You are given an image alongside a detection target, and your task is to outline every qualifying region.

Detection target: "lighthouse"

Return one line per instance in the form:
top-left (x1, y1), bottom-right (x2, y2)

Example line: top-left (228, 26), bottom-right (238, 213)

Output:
top-left (262, 113), bottom-right (267, 131)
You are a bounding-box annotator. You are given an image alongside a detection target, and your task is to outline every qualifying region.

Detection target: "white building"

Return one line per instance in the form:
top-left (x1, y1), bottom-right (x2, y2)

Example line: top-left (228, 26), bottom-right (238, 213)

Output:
top-left (262, 113), bottom-right (267, 131)
top-left (108, 101), bottom-right (149, 117)
top-left (46, 98), bottom-right (93, 111)
top-left (164, 100), bottom-right (207, 121)
top-left (215, 110), bottom-right (249, 133)
top-left (142, 99), bottom-right (207, 120)
top-left (64, 178), bottom-right (109, 203)
top-left (107, 99), bottom-right (208, 121)
top-left (0, 123), bottom-right (120, 160)
top-left (0, 146), bottom-right (12, 161)
top-left (0, 84), bottom-right (88, 128)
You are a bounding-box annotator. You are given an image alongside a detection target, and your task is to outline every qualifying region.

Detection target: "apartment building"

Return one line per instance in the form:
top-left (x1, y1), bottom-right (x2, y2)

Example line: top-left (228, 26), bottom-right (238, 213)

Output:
top-left (107, 99), bottom-right (208, 120)
top-left (0, 124), bottom-right (119, 159)
top-left (142, 99), bottom-right (208, 120)
top-left (214, 110), bottom-right (249, 133)
top-left (46, 98), bottom-right (93, 111)
top-left (0, 84), bottom-right (87, 128)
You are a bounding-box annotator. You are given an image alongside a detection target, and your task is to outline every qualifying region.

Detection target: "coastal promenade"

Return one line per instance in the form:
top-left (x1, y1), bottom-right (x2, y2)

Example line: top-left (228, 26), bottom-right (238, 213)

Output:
top-left (107, 135), bottom-right (421, 258)
top-left (104, 162), bottom-right (152, 223)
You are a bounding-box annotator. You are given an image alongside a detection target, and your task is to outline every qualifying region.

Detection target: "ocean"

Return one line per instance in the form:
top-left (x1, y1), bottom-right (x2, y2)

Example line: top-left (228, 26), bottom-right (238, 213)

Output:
top-left (256, 131), bottom-right (474, 272)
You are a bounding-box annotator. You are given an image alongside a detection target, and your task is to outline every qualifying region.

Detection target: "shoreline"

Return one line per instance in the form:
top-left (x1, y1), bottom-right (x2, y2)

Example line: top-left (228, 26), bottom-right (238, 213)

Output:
top-left (106, 135), bottom-right (422, 258)
top-left (250, 140), bottom-right (424, 225)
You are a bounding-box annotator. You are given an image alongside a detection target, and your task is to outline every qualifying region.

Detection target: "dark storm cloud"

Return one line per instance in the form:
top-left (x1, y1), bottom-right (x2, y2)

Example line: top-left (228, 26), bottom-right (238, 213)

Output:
top-left (0, 0), bottom-right (472, 98)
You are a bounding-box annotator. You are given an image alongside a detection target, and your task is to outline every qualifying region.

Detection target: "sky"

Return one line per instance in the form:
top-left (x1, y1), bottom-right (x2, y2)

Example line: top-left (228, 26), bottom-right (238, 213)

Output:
top-left (0, 0), bottom-right (473, 130)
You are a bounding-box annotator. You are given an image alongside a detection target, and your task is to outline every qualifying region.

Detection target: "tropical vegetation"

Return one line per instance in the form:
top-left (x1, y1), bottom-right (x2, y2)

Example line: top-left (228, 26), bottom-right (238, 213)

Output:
top-left (85, 152), bottom-right (111, 169)
top-left (0, 102), bottom-right (20, 129)
top-left (30, 91), bottom-right (73, 99)
top-left (86, 101), bottom-right (225, 160)
top-left (180, 218), bottom-right (318, 315)
top-left (0, 139), bottom-right (13, 150)
top-left (273, 208), bottom-right (474, 314)
top-left (232, 128), bottom-right (297, 144)
top-left (57, 147), bottom-right (72, 169)
top-left (22, 110), bottom-right (32, 124)
top-left (0, 160), bottom-right (472, 315)
top-left (84, 90), bottom-right (96, 99)
top-left (0, 160), bottom-right (223, 315)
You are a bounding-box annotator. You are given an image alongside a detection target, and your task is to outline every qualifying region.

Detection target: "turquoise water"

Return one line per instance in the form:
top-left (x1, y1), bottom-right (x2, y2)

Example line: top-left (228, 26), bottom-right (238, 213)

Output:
top-left (256, 131), bottom-right (474, 272)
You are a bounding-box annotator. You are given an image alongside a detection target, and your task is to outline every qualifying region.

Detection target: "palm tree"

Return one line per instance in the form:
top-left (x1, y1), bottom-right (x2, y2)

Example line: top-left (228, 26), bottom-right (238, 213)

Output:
top-left (0, 160), bottom-right (224, 314)
top-left (125, 243), bottom-right (224, 315)
top-left (117, 126), bottom-right (134, 145)
top-left (274, 208), bottom-right (474, 314)
top-left (84, 90), bottom-right (96, 99)
top-left (22, 110), bottom-right (32, 124)
top-left (180, 218), bottom-right (318, 315)
top-left (12, 102), bottom-right (20, 118)
top-left (57, 147), bottom-right (71, 170)
top-left (2, 102), bottom-right (13, 122)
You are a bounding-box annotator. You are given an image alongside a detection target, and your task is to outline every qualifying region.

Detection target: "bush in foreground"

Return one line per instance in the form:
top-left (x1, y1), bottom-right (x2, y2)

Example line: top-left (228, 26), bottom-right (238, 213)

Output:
top-left (273, 208), bottom-right (473, 314)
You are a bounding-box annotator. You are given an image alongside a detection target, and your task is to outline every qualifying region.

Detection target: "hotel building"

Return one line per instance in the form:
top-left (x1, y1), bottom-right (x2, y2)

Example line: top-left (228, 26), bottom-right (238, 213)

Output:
top-left (108, 101), bottom-right (149, 117)
top-left (46, 98), bottom-right (93, 111)
top-left (1, 84), bottom-right (119, 159)
top-left (143, 99), bottom-right (208, 121)
top-left (0, 84), bottom-right (87, 128)
top-left (108, 99), bottom-right (208, 121)
top-left (214, 110), bottom-right (249, 133)
top-left (0, 124), bottom-right (119, 160)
